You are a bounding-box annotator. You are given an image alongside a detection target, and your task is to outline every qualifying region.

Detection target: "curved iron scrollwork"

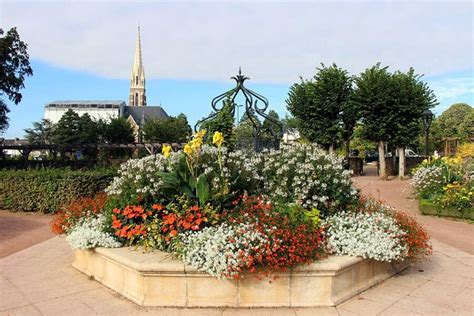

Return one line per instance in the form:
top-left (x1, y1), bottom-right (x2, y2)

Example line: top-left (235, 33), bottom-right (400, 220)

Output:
top-left (195, 68), bottom-right (283, 151)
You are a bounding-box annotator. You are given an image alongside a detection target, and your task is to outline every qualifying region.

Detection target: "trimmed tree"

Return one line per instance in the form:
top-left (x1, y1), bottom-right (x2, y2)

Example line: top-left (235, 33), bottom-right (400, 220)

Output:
top-left (390, 68), bottom-right (437, 179)
top-left (286, 63), bottom-right (354, 153)
top-left (351, 64), bottom-right (394, 179)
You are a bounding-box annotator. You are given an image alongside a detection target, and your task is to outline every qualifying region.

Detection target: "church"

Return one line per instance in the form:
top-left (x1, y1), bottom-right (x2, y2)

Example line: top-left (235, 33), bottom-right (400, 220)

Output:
top-left (44, 27), bottom-right (168, 141)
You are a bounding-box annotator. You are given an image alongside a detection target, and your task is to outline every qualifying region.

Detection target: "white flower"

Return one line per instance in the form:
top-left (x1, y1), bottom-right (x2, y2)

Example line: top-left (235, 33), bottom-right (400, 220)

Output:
top-left (66, 215), bottom-right (121, 250)
top-left (324, 211), bottom-right (408, 262)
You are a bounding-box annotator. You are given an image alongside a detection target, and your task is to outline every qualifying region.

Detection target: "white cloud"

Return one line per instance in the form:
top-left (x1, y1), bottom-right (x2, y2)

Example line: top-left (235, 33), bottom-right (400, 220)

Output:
top-left (1, 0), bottom-right (473, 83)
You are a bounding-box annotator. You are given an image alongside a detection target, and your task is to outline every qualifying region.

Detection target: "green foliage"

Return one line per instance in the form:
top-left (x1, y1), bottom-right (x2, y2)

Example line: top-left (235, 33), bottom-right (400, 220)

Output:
top-left (51, 110), bottom-right (100, 144)
top-left (260, 110), bottom-right (281, 142)
top-left (103, 117), bottom-right (135, 144)
top-left (437, 103), bottom-right (474, 140)
top-left (200, 100), bottom-right (236, 148)
top-left (389, 68), bottom-right (438, 147)
top-left (234, 108), bottom-right (260, 146)
top-left (142, 114), bottom-right (192, 143)
top-left (0, 168), bottom-right (115, 213)
top-left (24, 119), bottom-right (54, 144)
top-left (0, 27), bottom-right (33, 133)
top-left (286, 63), bottom-right (356, 150)
top-left (351, 63), bottom-right (394, 143)
top-left (349, 124), bottom-right (376, 159)
top-left (420, 199), bottom-right (473, 220)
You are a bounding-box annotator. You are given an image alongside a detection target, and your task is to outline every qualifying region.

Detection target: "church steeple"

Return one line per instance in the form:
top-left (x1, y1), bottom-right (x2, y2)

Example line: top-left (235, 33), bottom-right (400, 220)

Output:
top-left (129, 26), bottom-right (146, 107)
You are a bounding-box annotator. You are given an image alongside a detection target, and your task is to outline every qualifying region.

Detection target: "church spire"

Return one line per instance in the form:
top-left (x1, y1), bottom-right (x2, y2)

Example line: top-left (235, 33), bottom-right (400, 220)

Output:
top-left (133, 26), bottom-right (143, 75)
top-left (129, 26), bottom-right (146, 107)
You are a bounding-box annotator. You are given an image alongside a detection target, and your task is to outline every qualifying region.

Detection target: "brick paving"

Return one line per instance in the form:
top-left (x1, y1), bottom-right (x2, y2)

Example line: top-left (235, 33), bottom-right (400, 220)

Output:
top-left (0, 170), bottom-right (473, 315)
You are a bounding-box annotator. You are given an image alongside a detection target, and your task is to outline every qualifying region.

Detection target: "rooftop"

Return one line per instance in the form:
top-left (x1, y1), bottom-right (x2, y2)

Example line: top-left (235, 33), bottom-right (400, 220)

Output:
top-left (46, 100), bottom-right (126, 108)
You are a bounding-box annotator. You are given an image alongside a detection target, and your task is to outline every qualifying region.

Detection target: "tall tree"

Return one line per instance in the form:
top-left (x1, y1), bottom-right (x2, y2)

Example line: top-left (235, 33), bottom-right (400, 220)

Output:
top-left (390, 68), bottom-right (437, 178)
top-left (351, 64), bottom-right (394, 179)
top-left (24, 119), bottom-right (54, 144)
top-left (286, 63), bottom-right (354, 153)
top-left (52, 109), bottom-right (82, 144)
top-left (0, 27), bottom-right (33, 133)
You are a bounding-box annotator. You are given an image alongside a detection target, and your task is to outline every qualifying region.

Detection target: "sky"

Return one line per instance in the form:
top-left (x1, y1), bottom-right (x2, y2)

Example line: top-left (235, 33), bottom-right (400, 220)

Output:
top-left (1, 0), bottom-right (473, 139)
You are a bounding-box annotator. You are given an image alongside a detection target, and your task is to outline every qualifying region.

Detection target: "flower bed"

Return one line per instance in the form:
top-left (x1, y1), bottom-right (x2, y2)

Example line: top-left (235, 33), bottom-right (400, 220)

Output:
top-left (411, 151), bottom-right (473, 219)
top-left (53, 130), bottom-right (431, 285)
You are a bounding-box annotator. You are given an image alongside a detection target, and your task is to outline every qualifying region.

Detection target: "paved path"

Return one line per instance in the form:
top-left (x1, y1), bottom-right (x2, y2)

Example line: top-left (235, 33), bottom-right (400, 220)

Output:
top-left (0, 236), bottom-right (472, 315)
top-left (0, 211), bottom-right (54, 259)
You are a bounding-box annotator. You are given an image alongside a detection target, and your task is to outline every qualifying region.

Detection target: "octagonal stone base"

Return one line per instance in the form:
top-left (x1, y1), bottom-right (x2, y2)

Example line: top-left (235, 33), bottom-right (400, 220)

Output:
top-left (73, 247), bottom-right (407, 307)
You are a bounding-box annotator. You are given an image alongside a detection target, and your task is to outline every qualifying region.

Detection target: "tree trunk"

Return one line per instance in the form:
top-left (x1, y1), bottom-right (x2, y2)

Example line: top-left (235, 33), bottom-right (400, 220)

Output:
top-left (378, 140), bottom-right (387, 180)
top-left (328, 144), bottom-right (334, 155)
top-left (398, 146), bottom-right (406, 180)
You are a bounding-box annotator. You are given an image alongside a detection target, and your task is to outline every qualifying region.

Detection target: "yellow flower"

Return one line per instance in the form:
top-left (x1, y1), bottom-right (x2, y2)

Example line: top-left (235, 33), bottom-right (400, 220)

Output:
top-left (213, 131), bottom-right (224, 147)
top-left (191, 137), bottom-right (203, 150)
top-left (162, 145), bottom-right (172, 158)
top-left (183, 144), bottom-right (193, 156)
top-left (196, 129), bottom-right (207, 139)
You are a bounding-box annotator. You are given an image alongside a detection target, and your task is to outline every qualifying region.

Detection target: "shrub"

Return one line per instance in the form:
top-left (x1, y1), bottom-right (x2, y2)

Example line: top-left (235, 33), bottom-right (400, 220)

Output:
top-left (66, 214), bottom-right (121, 250)
top-left (106, 142), bottom-right (357, 217)
top-left (324, 211), bottom-right (408, 262)
top-left (51, 193), bottom-right (108, 234)
top-left (182, 196), bottom-right (326, 279)
top-left (0, 168), bottom-right (115, 213)
top-left (411, 156), bottom-right (473, 211)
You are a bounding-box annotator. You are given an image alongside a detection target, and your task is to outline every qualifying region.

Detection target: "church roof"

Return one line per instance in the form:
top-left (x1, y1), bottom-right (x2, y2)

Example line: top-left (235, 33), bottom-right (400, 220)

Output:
top-left (123, 106), bottom-right (168, 126)
top-left (46, 100), bottom-right (126, 108)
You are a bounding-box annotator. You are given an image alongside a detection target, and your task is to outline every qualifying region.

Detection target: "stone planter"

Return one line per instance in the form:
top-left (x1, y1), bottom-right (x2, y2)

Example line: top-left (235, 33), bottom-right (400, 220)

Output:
top-left (73, 247), bottom-right (407, 307)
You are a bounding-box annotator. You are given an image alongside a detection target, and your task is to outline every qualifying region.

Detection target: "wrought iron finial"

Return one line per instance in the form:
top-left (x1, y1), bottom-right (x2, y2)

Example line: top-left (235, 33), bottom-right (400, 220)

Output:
top-left (195, 70), bottom-right (283, 151)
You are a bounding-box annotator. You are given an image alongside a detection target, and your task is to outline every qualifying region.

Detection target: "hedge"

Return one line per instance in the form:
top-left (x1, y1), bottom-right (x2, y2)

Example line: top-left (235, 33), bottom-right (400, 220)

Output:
top-left (419, 199), bottom-right (474, 221)
top-left (0, 168), bottom-right (116, 213)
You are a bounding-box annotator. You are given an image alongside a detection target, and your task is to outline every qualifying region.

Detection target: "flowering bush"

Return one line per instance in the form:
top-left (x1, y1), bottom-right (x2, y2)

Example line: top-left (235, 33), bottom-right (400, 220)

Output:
top-left (391, 210), bottom-right (432, 261)
top-left (260, 145), bottom-right (358, 216)
top-left (56, 130), bottom-right (432, 280)
top-left (411, 155), bottom-right (473, 213)
top-left (51, 193), bottom-right (108, 235)
top-left (324, 211), bottom-right (408, 262)
top-left (106, 142), bottom-right (357, 217)
top-left (183, 195), bottom-right (326, 279)
top-left (182, 223), bottom-right (270, 278)
top-left (66, 214), bottom-right (121, 250)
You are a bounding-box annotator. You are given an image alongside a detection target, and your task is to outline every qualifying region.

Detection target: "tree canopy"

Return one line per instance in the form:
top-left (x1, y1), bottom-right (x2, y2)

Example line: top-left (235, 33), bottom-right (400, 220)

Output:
top-left (142, 114), bottom-right (192, 143)
top-left (24, 119), bottom-right (54, 144)
top-left (437, 103), bottom-right (473, 140)
top-left (103, 117), bottom-right (135, 144)
top-left (0, 27), bottom-right (33, 133)
top-left (286, 63), bottom-right (355, 151)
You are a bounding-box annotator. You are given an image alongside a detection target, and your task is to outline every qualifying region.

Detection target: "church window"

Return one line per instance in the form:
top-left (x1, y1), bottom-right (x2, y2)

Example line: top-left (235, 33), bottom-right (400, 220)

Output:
top-left (135, 76), bottom-right (138, 85)
top-left (135, 93), bottom-right (138, 106)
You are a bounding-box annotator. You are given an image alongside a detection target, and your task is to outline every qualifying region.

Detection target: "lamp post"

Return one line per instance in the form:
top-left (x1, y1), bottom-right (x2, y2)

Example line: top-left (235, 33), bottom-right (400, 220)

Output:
top-left (421, 109), bottom-right (433, 156)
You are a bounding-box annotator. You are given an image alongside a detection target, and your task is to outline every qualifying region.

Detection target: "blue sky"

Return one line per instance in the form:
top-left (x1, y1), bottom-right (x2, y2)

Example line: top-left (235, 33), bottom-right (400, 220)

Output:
top-left (1, 0), bottom-right (473, 138)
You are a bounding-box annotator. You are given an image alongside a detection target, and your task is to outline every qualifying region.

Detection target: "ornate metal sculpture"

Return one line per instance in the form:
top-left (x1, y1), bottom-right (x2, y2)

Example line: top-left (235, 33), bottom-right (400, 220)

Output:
top-left (195, 68), bottom-right (283, 151)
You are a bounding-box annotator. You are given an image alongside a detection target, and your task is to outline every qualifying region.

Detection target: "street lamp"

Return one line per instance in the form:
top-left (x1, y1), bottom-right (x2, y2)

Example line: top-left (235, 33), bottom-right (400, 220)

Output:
top-left (421, 109), bottom-right (433, 156)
